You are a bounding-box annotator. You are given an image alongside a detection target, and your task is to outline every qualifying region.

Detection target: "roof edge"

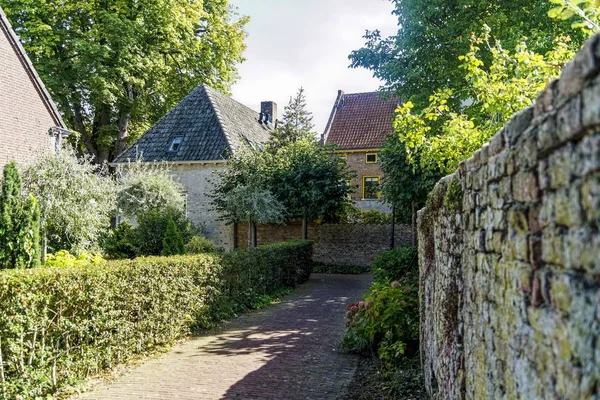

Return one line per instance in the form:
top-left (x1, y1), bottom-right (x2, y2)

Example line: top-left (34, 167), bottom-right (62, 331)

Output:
top-left (202, 84), bottom-right (235, 155)
top-left (0, 6), bottom-right (66, 129)
top-left (321, 89), bottom-right (344, 144)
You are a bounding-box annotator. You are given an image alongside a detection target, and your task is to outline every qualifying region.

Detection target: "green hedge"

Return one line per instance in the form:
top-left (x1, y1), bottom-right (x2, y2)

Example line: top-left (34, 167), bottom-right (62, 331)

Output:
top-left (0, 240), bottom-right (312, 398)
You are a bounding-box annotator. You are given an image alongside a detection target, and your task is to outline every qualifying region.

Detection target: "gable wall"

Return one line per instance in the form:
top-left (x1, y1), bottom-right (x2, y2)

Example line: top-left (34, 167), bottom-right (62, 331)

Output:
top-left (0, 21), bottom-right (57, 170)
top-left (170, 164), bottom-right (234, 250)
top-left (343, 150), bottom-right (391, 213)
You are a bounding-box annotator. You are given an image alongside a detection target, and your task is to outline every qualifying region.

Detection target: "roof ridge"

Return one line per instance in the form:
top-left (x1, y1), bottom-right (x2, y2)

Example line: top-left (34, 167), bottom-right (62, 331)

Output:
top-left (202, 84), bottom-right (235, 156)
top-left (0, 6), bottom-right (65, 129)
top-left (342, 90), bottom-right (396, 97)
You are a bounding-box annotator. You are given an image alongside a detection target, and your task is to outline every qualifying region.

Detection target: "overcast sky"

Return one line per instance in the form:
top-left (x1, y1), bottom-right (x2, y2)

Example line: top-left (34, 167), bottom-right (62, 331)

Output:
top-left (229, 0), bottom-right (398, 136)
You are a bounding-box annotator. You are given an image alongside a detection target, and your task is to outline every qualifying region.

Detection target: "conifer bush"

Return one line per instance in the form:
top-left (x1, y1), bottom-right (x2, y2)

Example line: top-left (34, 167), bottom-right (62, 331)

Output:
top-left (162, 218), bottom-right (185, 256)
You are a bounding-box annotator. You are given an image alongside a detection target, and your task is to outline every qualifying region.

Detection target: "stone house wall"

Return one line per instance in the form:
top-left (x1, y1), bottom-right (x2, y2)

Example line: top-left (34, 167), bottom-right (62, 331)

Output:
top-left (418, 35), bottom-right (600, 399)
top-left (0, 12), bottom-right (59, 170)
top-left (170, 163), bottom-right (235, 250)
top-left (237, 221), bottom-right (412, 267)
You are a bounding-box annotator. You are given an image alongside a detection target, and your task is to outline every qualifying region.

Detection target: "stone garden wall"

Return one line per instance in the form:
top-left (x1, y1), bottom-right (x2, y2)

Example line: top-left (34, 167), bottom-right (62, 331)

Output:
top-left (418, 35), bottom-right (600, 399)
top-left (237, 222), bottom-right (412, 267)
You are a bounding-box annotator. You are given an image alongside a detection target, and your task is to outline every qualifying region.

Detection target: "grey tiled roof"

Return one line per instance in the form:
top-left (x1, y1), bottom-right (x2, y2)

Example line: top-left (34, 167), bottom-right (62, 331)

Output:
top-left (113, 84), bottom-right (272, 163)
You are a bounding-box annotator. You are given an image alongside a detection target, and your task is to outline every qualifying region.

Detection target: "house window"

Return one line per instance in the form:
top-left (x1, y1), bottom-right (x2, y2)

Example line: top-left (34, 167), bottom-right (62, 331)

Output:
top-left (363, 176), bottom-right (380, 200)
top-left (366, 153), bottom-right (378, 163)
top-left (169, 137), bottom-right (183, 152)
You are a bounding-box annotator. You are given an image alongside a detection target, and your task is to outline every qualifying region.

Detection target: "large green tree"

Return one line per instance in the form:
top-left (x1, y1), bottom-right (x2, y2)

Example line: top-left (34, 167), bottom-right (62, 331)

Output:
top-left (0, 0), bottom-right (248, 163)
top-left (349, 0), bottom-right (583, 108)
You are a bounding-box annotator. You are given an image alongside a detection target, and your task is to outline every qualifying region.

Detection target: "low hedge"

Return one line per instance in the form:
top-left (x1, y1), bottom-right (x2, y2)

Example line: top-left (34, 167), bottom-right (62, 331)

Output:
top-left (0, 240), bottom-right (312, 398)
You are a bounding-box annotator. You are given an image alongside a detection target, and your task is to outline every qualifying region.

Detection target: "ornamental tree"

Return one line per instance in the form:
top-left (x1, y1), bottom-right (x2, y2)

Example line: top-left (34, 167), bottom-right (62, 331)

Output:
top-left (0, 0), bottom-right (248, 163)
top-left (270, 139), bottom-right (355, 240)
top-left (0, 162), bottom-right (41, 269)
top-left (268, 87), bottom-right (317, 151)
top-left (116, 159), bottom-right (186, 219)
top-left (22, 148), bottom-right (116, 256)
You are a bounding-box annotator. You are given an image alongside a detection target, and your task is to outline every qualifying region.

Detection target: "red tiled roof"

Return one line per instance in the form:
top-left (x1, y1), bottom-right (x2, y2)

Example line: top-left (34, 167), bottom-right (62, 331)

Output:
top-left (324, 91), bottom-right (397, 150)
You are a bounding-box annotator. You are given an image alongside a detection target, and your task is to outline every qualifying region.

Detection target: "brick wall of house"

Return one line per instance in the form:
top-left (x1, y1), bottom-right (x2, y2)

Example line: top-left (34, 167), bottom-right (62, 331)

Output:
top-left (237, 221), bottom-right (412, 267)
top-left (0, 21), bottom-right (57, 170)
top-left (170, 164), bottom-right (235, 250)
top-left (343, 150), bottom-right (391, 213)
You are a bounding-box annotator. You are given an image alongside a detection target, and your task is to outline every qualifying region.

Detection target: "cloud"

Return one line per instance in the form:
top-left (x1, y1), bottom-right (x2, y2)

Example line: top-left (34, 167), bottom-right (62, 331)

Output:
top-left (229, 0), bottom-right (397, 134)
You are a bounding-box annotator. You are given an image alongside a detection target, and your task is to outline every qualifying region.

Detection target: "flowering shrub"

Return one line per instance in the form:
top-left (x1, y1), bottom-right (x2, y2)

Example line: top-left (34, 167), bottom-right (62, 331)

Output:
top-left (342, 280), bottom-right (419, 363)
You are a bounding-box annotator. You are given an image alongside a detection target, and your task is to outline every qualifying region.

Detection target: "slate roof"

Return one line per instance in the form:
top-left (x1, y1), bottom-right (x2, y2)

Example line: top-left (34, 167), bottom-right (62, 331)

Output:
top-left (323, 91), bottom-right (398, 150)
top-left (0, 6), bottom-right (65, 129)
top-left (113, 84), bottom-right (272, 163)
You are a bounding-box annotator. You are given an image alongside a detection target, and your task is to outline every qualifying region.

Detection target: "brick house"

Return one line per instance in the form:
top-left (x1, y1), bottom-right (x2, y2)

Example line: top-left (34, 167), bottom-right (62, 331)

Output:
top-left (112, 83), bottom-right (274, 249)
top-left (321, 90), bottom-right (398, 213)
top-left (0, 7), bottom-right (67, 170)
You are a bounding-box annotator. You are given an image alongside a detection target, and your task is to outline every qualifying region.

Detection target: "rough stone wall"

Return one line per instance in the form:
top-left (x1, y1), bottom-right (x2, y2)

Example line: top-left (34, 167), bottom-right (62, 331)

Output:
top-left (170, 164), bottom-right (235, 250)
top-left (0, 17), bottom-right (57, 170)
top-left (237, 222), bottom-right (412, 267)
top-left (418, 35), bottom-right (600, 399)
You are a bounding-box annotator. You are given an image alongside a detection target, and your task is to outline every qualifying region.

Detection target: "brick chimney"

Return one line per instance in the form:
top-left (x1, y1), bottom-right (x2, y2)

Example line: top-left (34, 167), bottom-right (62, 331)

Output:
top-left (260, 101), bottom-right (277, 124)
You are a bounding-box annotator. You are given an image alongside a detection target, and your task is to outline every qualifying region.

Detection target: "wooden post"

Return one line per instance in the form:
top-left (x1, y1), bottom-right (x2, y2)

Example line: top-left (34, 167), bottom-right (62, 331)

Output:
top-left (390, 206), bottom-right (396, 249)
top-left (233, 222), bottom-right (238, 249)
top-left (252, 222), bottom-right (258, 248)
top-left (302, 215), bottom-right (308, 240)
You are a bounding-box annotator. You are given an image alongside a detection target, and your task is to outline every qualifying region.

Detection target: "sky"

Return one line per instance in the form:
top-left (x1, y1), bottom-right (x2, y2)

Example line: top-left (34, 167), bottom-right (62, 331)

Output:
top-left (229, 0), bottom-right (398, 136)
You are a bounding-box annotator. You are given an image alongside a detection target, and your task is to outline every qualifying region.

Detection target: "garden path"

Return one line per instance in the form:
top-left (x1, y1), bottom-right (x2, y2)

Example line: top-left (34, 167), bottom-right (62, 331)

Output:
top-left (75, 273), bottom-right (371, 400)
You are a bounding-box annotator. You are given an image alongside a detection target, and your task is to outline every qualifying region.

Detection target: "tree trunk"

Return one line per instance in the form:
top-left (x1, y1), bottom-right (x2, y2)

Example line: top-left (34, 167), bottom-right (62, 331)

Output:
top-left (302, 214), bottom-right (308, 240)
top-left (390, 206), bottom-right (396, 249)
top-left (411, 199), bottom-right (417, 247)
top-left (116, 109), bottom-right (131, 156)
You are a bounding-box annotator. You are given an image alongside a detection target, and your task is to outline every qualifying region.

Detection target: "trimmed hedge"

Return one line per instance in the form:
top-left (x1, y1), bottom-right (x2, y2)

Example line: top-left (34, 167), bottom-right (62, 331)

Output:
top-left (0, 240), bottom-right (312, 398)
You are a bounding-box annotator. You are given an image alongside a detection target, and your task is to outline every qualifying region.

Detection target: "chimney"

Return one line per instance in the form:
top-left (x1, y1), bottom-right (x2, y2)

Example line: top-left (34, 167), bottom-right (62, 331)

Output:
top-left (260, 101), bottom-right (277, 124)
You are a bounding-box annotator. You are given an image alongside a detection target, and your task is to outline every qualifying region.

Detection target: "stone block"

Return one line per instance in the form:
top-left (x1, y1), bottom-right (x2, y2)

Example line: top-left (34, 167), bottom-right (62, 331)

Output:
top-left (542, 228), bottom-right (566, 267)
top-left (513, 171), bottom-right (539, 203)
top-left (581, 172), bottom-right (599, 223)
top-left (582, 80), bottom-right (600, 127)
top-left (488, 152), bottom-right (507, 181)
top-left (488, 129), bottom-right (505, 157)
top-left (515, 127), bottom-right (539, 171)
top-left (534, 80), bottom-right (558, 118)
top-left (556, 35), bottom-right (600, 105)
top-left (505, 106), bottom-right (534, 146)
top-left (537, 112), bottom-right (559, 154)
top-left (547, 144), bottom-right (573, 189)
top-left (556, 94), bottom-right (583, 143)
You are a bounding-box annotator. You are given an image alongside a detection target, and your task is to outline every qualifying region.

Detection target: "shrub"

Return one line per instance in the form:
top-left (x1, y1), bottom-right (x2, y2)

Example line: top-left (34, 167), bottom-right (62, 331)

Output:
top-left (0, 162), bottom-right (41, 269)
top-left (185, 236), bottom-right (217, 254)
top-left (101, 222), bottom-right (137, 259)
top-left (360, 209), bottom-right (392, 224)
top-left (135, 208), bottom-right (196, 256)
top-left (44, 250), bottom-right (105, 268)
top-left (162, 218), bottom-right (185, 256)
top-left (371, 247), bottom-right (417, 282)
top-left (341, 279), bottom-right (420, 363)
top-left (0, 240), bottom-right (312, 398)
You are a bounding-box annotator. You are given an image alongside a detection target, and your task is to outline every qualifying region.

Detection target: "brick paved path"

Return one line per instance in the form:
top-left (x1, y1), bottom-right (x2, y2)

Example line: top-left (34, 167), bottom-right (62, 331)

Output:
top-left (76, 273), bottom-right (371, 400)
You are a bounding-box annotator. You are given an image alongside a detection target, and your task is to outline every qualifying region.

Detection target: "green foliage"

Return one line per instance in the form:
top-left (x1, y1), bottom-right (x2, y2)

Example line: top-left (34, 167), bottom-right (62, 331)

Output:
top-left (343, 247), bottom-right (419, 366)
top-left (360, 210), bottom-right (392, 224)
top-left (396, 32), bottom-right (575, 174)
top-left (0, 162), bottom-right (41, 269)
top-left (101, 222), bottom-right (137, 259)
top-left (44, 250), bottom-right (105, 268)
top-left (349, 0), bottom-right (582, 108)
top-left (161, 218), bottom-right (185, 256)
top-left (268, 87), bottom-right (316, 150)
top-left (22, 147), bottom-right (116, 254)
top-left (185, 236), bottom-right (218, 254)
top-left (116, 160), bottom-right (186, 218)
top-left (371, 247), bottom-right (418, 283)
top-left (341, 280), bottom-right (420, 363)
top-left (549, 0), bottom-right (600, 34)
top-left (0, 240), bottom-right (312, 398)
top-left (0, 0), bottom-right (249, 163)
top-left (135, 208), bottom-right (196, 256)
top-left (213, 150), bottom-right (285, 227)
top-left (270, 139), bottom-right (355, 223)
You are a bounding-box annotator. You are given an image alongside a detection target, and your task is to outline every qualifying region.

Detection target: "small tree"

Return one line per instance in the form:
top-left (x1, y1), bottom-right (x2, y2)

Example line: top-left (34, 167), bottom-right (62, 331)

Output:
top-left (162, 218), bottom-right (185, 256)
top-left (271, 140), bottom-right (354, 239)
top-left (0, 162), bottom-right (41, 269)
top-left (22, 148), bottom-right (116, 256)
top-left (213, 150), bottom-right (285, 247)
top-left (116, 159), bottom-right (186, 218)
top-left (268, 87), bottom-right (316, 150)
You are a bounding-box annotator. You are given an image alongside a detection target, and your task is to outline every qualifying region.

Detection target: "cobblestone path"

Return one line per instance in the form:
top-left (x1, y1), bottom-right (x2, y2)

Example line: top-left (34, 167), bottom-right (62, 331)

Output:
top-left (76, 273), bottom-right (371, 400)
